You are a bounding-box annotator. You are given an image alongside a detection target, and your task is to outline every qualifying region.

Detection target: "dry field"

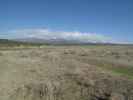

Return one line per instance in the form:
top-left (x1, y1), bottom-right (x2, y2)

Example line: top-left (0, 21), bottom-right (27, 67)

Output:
top-left (0, 45), bottom-right (133, 100)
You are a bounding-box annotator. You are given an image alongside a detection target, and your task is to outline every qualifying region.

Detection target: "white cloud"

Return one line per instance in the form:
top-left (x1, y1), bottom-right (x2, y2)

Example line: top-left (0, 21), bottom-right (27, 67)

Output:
top-left (7, 28), bottom-right (111, 43)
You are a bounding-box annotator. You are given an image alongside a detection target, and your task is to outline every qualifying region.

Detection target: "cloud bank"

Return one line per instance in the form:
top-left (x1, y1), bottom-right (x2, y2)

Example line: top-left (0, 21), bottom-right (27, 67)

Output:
top-left (6, 28), bottom-right (111, 43)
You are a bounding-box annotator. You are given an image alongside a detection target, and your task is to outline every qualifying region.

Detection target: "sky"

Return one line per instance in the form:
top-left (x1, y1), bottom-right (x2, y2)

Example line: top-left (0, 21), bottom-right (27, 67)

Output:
top-left (0, 0), bottom-right (133, 43)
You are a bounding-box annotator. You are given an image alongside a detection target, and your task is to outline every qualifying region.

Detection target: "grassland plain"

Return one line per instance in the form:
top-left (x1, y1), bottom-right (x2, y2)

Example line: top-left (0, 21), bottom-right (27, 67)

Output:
top-left (0, 45), bottom-right (133, 100)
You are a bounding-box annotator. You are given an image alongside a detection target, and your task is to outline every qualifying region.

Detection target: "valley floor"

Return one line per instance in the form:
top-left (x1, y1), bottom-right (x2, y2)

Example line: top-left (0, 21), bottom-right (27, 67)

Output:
top-left (0, 45), bottom-right (133, 100)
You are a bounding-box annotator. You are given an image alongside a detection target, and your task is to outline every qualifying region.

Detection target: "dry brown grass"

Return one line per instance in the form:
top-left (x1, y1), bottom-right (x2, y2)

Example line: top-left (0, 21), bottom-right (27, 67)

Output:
top-left (0, 45), bottom-right (133, 100)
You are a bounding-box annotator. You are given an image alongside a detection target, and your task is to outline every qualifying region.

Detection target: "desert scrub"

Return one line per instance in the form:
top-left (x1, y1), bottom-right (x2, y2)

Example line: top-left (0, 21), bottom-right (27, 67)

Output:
top-left (0, 52), bottom-right (3, 56)
top-left (78, 51), bottom-right (89, 56)
top-left (63, 49), bottom-right (76, 55)
top-left (78, 57), bottom-right (133, 78)
top-left (96, 60), bottom-right (133, 78)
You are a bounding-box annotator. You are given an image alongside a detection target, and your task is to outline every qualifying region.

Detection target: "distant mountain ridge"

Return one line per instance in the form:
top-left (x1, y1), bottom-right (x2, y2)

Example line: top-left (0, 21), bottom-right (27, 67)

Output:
top-left (0, 39), bottom-right (44, 46)
top-left (0, 38), bottom-right (132, 46)
top-left (14, 37), bottom-right (110, 45)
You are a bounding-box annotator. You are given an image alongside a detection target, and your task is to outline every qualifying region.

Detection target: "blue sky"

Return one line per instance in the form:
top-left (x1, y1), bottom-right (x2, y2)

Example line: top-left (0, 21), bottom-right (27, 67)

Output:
top-left (0, 0), bottom-right (133, 43)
